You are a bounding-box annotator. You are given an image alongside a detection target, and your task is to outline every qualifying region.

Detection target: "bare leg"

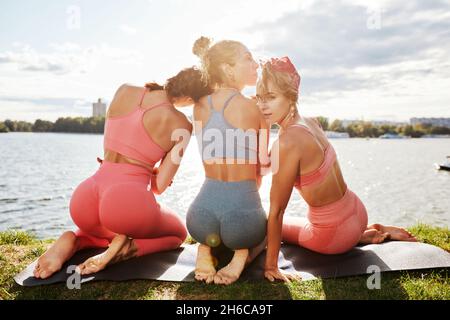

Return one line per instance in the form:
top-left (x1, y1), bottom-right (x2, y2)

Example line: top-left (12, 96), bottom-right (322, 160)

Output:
top-left (194, 244), bottom-right (217, 284)
top-left (359, 223), bottom-right (417, 245)
top-left (214, 249), bottom-right (249, 285)
top-left (77, 234), bottom-right (138, 275)
top-left (33, 231), bottom-right (80, 279)
top-left (246, 237), bottom-right (267, 267)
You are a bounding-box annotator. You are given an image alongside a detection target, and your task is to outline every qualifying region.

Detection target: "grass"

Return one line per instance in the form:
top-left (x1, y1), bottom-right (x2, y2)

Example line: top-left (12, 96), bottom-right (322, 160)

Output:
top-left (0, 224), bottom-right (449, 300)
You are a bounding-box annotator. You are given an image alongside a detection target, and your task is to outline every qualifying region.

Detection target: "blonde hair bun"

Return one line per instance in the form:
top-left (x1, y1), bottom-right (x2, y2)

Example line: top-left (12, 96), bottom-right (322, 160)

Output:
top-left (192, 36), bottom-right (212, 58)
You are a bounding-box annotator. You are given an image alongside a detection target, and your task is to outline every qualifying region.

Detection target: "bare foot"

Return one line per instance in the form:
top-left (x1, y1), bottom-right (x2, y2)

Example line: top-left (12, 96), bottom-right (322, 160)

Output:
top-left (214, 249), bottom-right (249, 285)
top-left (360, 224), bottom-right (418, 245)
top-left (77, 234), bottom-right (137, 275)
top-left (194, 244), bottom-right (217, 284)
top-left (368, 224), bottom-right (417, 242)
top-left (33, 231), bottom-right (79, 279)
top-left (377, 225), bottom-right (417, 242)
top-left (359, 229), bottom-right (390, 244)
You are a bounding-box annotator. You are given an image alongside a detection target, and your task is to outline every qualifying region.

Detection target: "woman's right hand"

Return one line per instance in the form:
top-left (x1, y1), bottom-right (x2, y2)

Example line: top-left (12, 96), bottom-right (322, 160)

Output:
top-left (264, 267), bottom-right (302, 283)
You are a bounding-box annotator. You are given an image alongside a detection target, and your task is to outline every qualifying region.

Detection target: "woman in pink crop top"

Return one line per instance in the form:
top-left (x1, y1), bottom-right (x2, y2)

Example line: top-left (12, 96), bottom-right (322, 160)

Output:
top-left (33, 67), bottom-right (212, 279)
top-left (256, 57), bottom-right (418, 283)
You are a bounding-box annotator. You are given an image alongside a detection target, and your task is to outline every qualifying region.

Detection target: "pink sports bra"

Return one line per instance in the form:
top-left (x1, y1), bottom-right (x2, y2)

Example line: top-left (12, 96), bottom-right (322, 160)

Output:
top-left (103, 88), bottom-right (171, 168)
top-left (290, 123), bottom-right (337, 190)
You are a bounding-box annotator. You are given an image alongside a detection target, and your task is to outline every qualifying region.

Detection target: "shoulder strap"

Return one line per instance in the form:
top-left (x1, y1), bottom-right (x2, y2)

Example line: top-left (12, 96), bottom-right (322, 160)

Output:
top-left (139, 88), bottom-right (172, 111)
top-left (289, 123), bottom-right (329, 151)
top-left (289, 123), bottom-right (315, 137)
top-left (221, 92), bottom-right (240, 114)
top-left (140, 101), bottom-right (172, 114)
top-left (207, 95), bottom-right (215, 112)
top-left (138, 88), bottom-right (147, 107)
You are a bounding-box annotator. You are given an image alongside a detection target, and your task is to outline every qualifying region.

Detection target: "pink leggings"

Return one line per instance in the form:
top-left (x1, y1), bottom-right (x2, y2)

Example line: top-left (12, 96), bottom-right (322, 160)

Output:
top-left (282, 188), bottom-right (368, 254)
top-left (69, 160), bottom-right (187, 256)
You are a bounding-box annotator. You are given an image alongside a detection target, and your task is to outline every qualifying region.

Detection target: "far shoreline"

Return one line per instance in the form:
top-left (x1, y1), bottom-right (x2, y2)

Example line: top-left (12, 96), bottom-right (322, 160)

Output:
top-left (2, 131), bottom-right (450, 139)
top-left (2, 116), bottom-right (450, 138)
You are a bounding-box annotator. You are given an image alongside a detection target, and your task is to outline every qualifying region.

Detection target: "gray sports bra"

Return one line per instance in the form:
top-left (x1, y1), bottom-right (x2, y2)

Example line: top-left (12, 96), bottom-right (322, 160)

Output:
top-left (194, 92), bottom-right (258, 162)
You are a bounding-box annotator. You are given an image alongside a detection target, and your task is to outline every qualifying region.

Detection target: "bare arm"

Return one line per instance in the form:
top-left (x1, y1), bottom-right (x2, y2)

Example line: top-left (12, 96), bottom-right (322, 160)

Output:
top-left (151, 122), bottom-right (192, 195)
top-left (256, 110), bottom-right (271, 189)
top-left (264, 137), bottom-right (301, 281)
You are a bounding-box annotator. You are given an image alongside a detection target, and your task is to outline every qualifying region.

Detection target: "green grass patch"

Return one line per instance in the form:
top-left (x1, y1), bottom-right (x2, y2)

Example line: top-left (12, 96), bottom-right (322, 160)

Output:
top-left (0, 230), bottom-right (37, 245)
top-left (408, 223), bottom-right (450, 252)
top-left (0, 224), bottom-right (448, 300)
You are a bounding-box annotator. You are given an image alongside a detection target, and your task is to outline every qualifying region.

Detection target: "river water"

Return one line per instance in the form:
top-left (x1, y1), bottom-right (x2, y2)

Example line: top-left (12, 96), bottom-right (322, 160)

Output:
top-left (0, 132), bottom-right (449, 239)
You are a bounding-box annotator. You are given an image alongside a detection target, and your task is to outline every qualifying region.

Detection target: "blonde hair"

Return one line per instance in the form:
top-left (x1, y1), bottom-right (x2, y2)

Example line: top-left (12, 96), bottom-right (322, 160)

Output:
top-left (192, 36), bottom-right (244, 88)
top-left (257, 64), bottom-right (299, 105)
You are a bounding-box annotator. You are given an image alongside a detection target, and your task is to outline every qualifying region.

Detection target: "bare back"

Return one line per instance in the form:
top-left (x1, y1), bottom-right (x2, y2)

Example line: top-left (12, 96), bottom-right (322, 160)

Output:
top-left (193, 91), bottom-right (265, 182)
top-left (285, 117), bottom-right (347, 207)
top-left (105, 85), bottom-right (189, 171)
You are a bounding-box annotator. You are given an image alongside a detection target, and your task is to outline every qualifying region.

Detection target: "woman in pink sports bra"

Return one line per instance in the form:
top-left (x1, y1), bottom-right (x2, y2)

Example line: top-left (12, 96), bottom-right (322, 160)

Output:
top-left (256, 57), bottom-right (418, 283)
top-left (33, 67), bottom-right (212, 279)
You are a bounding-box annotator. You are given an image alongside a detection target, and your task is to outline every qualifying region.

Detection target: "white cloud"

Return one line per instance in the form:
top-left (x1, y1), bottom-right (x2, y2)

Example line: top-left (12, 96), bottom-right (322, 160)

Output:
top-left (119, 24), bottom-right (137, 35)
top-left (0, 42), bottom-right (144, 75)
top-left (243, 0), bottom-right (450, 121)
top-left (1, 0), bottom-right (449, 122)
top-left (0, 42), bottom-right (146, 121)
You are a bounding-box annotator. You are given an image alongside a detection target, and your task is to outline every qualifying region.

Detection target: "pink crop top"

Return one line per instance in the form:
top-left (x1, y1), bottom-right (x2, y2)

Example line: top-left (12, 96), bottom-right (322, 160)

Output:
top-left (290, 123), bottom-right (337, 190)
top-left (103, 88), bottom-right (170, 168)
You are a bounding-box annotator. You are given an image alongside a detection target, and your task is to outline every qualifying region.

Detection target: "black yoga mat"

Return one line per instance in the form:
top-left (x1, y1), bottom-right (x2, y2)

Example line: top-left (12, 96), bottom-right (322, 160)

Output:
top-left (15, 241), bottom-right (450, 286)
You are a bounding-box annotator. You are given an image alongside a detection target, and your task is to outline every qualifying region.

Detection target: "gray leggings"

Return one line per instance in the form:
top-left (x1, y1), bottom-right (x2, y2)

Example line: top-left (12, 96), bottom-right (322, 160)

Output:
top-left (186, 178), bottom-right (267, 250)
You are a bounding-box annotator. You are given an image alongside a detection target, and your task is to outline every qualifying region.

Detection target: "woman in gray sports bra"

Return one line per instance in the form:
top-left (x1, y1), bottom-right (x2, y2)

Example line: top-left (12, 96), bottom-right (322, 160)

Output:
top-left (187, 37), bottom-right (269, 285)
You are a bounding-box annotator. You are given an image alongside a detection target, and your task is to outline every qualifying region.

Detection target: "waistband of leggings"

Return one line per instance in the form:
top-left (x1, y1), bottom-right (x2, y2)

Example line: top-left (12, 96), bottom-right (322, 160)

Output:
top-left (200, 178), bottom-right (260, 196)
top-left (204, 177), bottom-right (257, 187)
top-left (307, 186), bottom-right (358, 224)
top-left (97, 159), bottom-right (152, 176)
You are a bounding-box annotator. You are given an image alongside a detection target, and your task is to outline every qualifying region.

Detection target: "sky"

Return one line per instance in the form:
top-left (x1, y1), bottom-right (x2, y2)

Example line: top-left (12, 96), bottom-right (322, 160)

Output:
top-left (0, 0), bottom-right (449, 122)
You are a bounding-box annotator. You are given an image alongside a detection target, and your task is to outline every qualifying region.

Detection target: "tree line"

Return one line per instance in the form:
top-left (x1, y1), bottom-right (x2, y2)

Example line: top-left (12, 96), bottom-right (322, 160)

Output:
top-left (313, 117), bottom-right (450, 138)
top-left (1, 116), bottom-right (449, 137)
top-left (0, 117), bottom-right (105, 134)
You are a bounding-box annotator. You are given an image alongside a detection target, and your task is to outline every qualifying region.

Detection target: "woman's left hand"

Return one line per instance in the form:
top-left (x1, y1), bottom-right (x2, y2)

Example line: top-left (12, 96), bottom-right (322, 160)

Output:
top-left (264, 268), bottom-right (302, 283)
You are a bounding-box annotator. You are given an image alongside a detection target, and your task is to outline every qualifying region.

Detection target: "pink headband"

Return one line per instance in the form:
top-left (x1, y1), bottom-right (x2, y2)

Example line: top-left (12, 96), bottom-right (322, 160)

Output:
top-left (264, 56), bottom-right (301, 91)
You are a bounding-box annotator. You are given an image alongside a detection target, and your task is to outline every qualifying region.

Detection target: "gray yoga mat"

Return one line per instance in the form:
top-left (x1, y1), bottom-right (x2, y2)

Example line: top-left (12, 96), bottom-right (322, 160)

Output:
top-left (14, 241), bottom-right (450, 286)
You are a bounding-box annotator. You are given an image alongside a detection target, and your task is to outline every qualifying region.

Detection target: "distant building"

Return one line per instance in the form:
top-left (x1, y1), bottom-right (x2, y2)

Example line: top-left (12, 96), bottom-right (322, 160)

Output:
top-left (410, 118), bottom-right (450, 128)
top-left (92, 98), bottom-right (106, 117)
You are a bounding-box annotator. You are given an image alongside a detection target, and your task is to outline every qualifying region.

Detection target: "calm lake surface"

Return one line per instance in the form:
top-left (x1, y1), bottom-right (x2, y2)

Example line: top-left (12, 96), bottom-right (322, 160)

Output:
top-left (0, 132), bottom-right (449, 239)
